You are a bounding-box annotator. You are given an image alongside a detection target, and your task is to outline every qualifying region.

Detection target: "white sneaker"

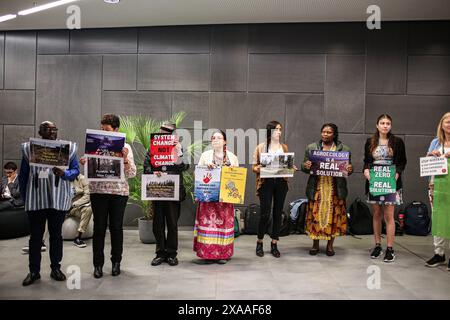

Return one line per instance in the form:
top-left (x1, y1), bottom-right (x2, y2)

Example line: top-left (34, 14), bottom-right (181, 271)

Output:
top-left (22, 243), bottom-right (47, 253)
top-left (73, 238), bottom-right (87, 248)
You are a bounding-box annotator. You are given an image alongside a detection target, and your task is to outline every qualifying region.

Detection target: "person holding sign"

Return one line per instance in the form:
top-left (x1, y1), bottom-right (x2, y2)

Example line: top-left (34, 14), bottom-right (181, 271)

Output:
top-left (425, 112), bottom-right (450, 270)
top-left (144, 123), bottom-right (189, 267)
top-left (301, 123), bottom-right (352, 256)
top-left (19, 121), bottom-right (79, 286)
top-left (193, 130), bottom-right (239, 264)
top-left (80, 114), bottom-right (136, 279)
top-left (364, 114), bottom-right (406, 263)
top-left (253, 121), bottom-right (296, 258)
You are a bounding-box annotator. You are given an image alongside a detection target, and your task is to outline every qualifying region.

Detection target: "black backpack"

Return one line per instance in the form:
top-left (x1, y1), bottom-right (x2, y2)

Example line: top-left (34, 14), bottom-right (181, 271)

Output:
top-left (347, 198), bottom-right (373, 235)
top-left (404, 201), bottom-right (431, 236)
top-left (287, 199), bottom-right (308, 234)
top-left (244, 204), bottom-right (261, 235)
top-left (278, 211), bottom-right (291, 237)
top-left (293, 202), bottom-right (308, 234)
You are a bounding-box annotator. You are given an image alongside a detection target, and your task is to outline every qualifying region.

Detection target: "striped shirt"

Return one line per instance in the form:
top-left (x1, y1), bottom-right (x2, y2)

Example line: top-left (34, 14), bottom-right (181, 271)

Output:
top-left (19, 141), bottom-right (79, 212)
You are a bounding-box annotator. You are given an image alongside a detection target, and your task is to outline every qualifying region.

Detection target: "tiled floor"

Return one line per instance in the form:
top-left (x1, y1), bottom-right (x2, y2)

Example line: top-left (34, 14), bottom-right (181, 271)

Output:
top-left (0, 230), bottom-right (449, 300)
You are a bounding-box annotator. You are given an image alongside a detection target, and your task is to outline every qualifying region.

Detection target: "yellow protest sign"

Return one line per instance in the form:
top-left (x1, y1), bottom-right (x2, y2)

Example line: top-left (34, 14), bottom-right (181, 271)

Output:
top-left (219, 167), bottom-right (247, 205)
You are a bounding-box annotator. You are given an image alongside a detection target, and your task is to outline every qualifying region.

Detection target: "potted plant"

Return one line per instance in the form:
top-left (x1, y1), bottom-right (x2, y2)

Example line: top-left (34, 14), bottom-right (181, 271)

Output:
top-left (119, 112), bottom-right (203, 244)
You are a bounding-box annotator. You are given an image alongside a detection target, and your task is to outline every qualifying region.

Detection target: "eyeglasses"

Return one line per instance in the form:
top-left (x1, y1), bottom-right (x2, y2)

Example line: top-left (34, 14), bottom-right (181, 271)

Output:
top-left (4, 170), bottom-right (14, 175)
top-left (44, 127), bottom-right (58, 133)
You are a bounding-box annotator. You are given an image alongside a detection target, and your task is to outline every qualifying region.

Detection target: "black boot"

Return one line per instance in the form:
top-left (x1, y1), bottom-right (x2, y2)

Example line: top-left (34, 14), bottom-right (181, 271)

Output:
top-left (256, 241), bottom-right (264, 257)
top-left (271, 242), bottom-right (281, 258)
top-left (22, 272), bottom-right (41, 286)
top-left (50, 269), bottom-right (66, 281)
top-left (112, 262), bottom-right (121, 276)
top-left (93, 266), bottom-right (103, 279)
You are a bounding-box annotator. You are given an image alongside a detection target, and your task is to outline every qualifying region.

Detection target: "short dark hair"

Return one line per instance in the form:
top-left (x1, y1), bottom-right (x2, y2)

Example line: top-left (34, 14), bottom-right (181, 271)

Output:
top-left (101, 113), bottom-right (120, 129)
top-left (321, 123), bottom-right (339, 144)
top-left (4, 162), bottom-right (17, 171)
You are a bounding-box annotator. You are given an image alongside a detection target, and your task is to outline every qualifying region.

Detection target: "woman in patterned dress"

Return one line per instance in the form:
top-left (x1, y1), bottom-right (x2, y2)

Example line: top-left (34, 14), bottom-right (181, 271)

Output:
top-left (193, 130), bottom-right (239, 264)
top-left (301, 123), bottom-right (353, 256)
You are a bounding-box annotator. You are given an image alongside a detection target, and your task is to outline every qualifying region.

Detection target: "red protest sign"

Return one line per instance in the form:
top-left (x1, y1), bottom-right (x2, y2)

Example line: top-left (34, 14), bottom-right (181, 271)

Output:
top-left (150, 134), bottom-right (178, 168)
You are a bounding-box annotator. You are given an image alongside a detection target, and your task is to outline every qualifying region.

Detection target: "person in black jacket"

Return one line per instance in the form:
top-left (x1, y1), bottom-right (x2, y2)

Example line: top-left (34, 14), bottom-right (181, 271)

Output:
top-left (144, 123), bottom-right (189, 267)
top-left (0, 162), bottom-right (24, 211)
top-left (363, 114), bottom-right (407, 263)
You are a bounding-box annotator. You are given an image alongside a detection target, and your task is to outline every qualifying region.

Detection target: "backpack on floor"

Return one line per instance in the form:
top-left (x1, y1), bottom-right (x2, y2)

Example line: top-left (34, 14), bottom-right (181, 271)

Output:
top-left (288, 198), bottom-right (308, 234)
top-left (403, 201), bottom-right (431, 236)
top-left (234, 210), bottom-right (240, 238)
top-left (243, 203), bottom-right (261, 235)
top-left (293, 201), bottom-right (308, 234)
top-left (278, 211), bottom-right (291, 237)
top-left (347, 198), bottom-right (373, 235)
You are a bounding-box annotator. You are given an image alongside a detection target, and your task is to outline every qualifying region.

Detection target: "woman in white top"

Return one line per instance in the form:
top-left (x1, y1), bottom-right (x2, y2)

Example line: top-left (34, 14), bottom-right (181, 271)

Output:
top-left (193, 130), bottom-right (239, 264)
top-left (425, 112), bottom-right (450, 271)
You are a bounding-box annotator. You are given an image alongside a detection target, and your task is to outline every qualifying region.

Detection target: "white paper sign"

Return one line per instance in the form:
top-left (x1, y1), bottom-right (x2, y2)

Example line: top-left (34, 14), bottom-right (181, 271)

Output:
top-left (420, 156), bottom-right (448, 177)
top-left (141, 174), bottom-right (179, 201)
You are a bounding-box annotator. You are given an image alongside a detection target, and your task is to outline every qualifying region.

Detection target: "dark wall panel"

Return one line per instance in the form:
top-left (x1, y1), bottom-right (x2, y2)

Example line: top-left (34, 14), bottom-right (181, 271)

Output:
top-left (103, 54), bottom-right (137, 90)
top-left (139, 26), bottom-right (210, 53)
top-left (36, 55), bottom-right (102, 154)
top-left (366, 95), bottom-right (450, 135)
top-left (102, 91), bottom-right (172, 120)
top-left (0, 33), bottom-right (4, 89)
top-left (325, 55), bottom-right (365, 133)
top-left (407, 56), bottom-right (450, 95)
top-left (210, 92), bottom-right (285, 132)
top-left (37, 30), bottom-right (69, 54)
top-left (70, 28), bottom-right (138, 54)
top-left (4, 31), bottom-right (36, 90)
top-left (248, 54), bottom-right (325, 93)
top-left (138, 54), bottom-right (209, 91)
top-left (211, 25), bottom-right (248, 92)
top-left (366, 23), bottom-right (407, 94)
top-left (172, 92), bottom-right (209, 129)
top-left (408, 21), bottom-right (450, 55)
top-left (3, 125), bottom-right (35, 159)
top-left (0, 91), bottom-right (35, 125)
top-left (249, 23), bottom-right (366, 54)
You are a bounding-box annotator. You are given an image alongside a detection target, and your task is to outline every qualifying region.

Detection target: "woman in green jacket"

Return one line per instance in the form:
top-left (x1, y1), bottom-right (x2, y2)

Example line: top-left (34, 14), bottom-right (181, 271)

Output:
top-left (301, 123), bottom-right (353, 256)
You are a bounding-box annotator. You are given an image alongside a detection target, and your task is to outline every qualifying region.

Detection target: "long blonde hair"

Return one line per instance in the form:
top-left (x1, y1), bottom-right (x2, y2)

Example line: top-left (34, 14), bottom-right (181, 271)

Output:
top-left (437, 112), bottom-right (450, 145)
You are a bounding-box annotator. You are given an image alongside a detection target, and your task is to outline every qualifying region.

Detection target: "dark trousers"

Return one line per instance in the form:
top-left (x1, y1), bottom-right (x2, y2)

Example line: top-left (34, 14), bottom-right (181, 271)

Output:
top-left (257, 178), bottom-right (288, 241)
top-left (27, 209), bottom-right (66, 273)
top-left (0, 199), bottom-right (14, 211)
top-left (90, 194), bottom-right (128, 267)
top-left (153, 201), bottom-right (181, 258)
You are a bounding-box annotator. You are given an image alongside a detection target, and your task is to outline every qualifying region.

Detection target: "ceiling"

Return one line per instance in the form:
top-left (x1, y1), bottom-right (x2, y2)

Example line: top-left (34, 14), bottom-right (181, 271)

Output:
top-left (0, 0), bottom-right (449, 31)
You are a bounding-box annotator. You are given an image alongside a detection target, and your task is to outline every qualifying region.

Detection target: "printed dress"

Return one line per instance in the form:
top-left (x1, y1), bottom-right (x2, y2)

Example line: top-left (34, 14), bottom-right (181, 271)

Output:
top-left (305, 144), bottom-right (347, 240)
top-left (193, 150), bottom-right (238, 260)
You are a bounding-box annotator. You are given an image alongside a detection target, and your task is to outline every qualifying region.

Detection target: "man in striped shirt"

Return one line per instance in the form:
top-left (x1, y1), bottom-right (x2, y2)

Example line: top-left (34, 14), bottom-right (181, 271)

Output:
top-left (19, 121), bottom-right (79, 286)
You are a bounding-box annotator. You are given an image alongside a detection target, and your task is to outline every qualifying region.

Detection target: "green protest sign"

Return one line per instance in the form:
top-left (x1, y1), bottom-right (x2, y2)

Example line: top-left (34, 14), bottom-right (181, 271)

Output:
top-left (369, 165), bottom-right (396, 196)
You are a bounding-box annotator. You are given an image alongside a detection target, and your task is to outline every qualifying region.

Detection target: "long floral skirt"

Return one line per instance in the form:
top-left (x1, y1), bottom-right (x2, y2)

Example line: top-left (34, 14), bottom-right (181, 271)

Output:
top-left (193, 202), bottom-right (234, 260)
top-left (305, 176), bottom-right (347, 241)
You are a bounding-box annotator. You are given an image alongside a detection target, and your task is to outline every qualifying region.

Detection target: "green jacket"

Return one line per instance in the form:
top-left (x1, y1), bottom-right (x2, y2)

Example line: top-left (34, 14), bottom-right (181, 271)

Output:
top-left (300, 141), bottom-right (352, 200)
